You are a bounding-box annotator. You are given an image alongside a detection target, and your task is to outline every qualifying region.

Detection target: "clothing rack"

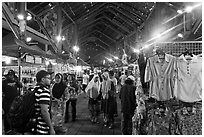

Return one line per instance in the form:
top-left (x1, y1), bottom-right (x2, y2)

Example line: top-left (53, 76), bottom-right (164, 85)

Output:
top-left (154, 41), bottom-right (202, 56)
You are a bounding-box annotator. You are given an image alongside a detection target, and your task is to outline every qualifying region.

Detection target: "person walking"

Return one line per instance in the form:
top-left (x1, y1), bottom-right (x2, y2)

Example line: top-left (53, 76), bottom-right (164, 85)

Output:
top-left (65, 75), bottom-right (79, 122)
top-left (109, 70), bottom-right (118, 117)
top-left (51, 73), bottom-right (69, 134)
top-left (2, 70), bottom-right (22, 133)
top-left (119, 76), bottom-right (137, 135)
top-left (34, 70), bottom-right (55, 135)
top-left (85, 74), bottom-right (101, 123)
top-left (101, 72), bottom-right (115, 129)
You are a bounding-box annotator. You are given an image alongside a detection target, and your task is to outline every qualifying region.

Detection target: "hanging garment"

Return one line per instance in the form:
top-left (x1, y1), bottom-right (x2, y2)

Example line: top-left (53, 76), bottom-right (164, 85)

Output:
top-left (174, 55), bottom-right (202, 102)
top-left (145, 54), bottom-right (177, 101)
top-left (146, 108), bottom-right (172, 135)
top-left (175, 104), bottom-right (202, 135)
top-left (132, 63), bottom-right (148, 135)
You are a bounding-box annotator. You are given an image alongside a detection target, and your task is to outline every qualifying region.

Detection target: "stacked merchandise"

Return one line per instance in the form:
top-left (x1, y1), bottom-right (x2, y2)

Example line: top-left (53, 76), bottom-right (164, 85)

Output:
top-left (132, 46), bottom-right (202, 135)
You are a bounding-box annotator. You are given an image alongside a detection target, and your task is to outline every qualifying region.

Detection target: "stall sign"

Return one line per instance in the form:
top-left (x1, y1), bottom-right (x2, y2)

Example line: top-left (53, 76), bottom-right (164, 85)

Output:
top-left (35, 56), bottom-right (42, 64)
top-left (25, 55), bottom-right (34, 63)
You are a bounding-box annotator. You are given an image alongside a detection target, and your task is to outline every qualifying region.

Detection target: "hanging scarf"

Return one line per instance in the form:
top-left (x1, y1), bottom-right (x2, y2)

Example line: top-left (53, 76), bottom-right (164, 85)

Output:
top-left (52, 74), bottom-right (67, 99)
top-left (101, 72), bottom-right (111, 99)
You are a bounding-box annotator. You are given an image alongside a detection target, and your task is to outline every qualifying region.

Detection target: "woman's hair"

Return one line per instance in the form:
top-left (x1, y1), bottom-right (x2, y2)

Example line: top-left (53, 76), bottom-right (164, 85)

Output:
top-left (55, 73), bottom-right (63, 83)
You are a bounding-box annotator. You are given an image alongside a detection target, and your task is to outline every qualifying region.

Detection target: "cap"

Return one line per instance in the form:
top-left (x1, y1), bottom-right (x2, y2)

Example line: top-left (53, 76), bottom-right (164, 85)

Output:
top-left (7, 70), bottom-right (15, 76)
top-left (36, 70), bottom-right (52, 82)
top-left (127, 75), bottom-right (135, 81)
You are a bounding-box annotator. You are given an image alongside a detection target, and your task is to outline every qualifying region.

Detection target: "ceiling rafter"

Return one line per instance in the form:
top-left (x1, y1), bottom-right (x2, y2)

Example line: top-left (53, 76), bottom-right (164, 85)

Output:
top-left (66, 2), bottom-right (87, 14)
top-left (103, 13), bottom-right (131, 33)
top-left (62, 8), bottom-right (75, 24)
top-left (122, 3), bottom-right (148, 19)
top-left (76, 3), bottom-right (107, 23)
top-left (109, 3), bottom-right (142, 25)
top-left (29, 2), bottom-right (46, 11)
top-left (107, 8), bottom-right (136, 30)
top-left (79, 36), bottom-right (110, 49)
top-left (36, 4), bottom-right (58, 17)
top-left (79, 17), bottom-right (125, 36)
top-left (79, 37), bottom-right (109, 51)
top-left (79, 16), bottom-right (129, 35)
top-left (79, 29), bottom-right (117, 43)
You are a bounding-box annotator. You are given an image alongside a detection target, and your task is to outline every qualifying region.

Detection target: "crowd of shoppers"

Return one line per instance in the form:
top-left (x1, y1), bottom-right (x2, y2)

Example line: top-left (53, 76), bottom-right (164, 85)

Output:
top-left (2, 68), bottom-right (137, 135)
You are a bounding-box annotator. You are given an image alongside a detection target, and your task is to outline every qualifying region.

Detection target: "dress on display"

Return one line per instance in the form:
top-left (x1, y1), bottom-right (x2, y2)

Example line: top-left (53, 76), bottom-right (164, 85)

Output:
top-left (145, 53), bottom-right (177, 101)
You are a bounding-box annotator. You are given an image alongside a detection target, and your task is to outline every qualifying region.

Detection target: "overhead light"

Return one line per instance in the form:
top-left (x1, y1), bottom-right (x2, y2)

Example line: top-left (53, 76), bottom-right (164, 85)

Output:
top-left (143, 45), bottom-right (150, 49)
top-left (5, 58), bottom-right (11, 64)
top-left (177, 33), bottom-right (183, 38)
top-left (185, 6), bottom-right (193, 13)
top-left (156, 34), bottom-right (162, 39)
top-left (17, 14), bottom-right (24, 20)
top-left (73, 46), bottom-right (79, 52)
top-left (177, 10), bottom-right (183, 14)
top-left (26, 13), bottom-right (32, 20)
top-left (107, 58), bottom-right (113, 62)
top-left (56, 35), bottom-right (62, 42)
top-left (62, 51), bottom-right (65, 54)
top-left (114, 56), bottom-right (119, 60)
top-left (49, 3), bottom-right (52, 7)
top-left (26, 37), bottom-right (32, 42)
top-left (103, 60), bottom-right (105, 64)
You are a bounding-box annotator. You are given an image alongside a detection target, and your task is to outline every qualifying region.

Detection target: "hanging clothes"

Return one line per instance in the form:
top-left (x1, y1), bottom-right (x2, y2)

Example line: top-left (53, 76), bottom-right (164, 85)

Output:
top-left (132, 63), bottom-right (147, 135)
top-left (174, 54), bottom-right (202, 102)
top-left (145, 53), bottom-right (177, 101)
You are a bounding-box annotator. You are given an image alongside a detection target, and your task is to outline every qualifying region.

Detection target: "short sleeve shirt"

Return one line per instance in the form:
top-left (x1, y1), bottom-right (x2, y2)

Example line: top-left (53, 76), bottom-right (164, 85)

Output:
top-left (145, 54), bottom-right (177, 101)
top-left (174, 55), bottom-right (202, 102)
top-left (34, 83), bottom-right (51, 134)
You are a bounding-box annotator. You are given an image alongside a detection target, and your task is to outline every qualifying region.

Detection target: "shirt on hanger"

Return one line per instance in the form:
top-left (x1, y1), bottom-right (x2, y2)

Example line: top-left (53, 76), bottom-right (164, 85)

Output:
top-left (174, 54), bottom-right (202, 102)
top-left (145, 53), bottom-right (177, 101)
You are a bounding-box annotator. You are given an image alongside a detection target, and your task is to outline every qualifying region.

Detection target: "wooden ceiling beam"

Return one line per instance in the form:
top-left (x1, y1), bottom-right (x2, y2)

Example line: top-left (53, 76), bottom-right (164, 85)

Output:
top-left (76, 3), bottom-right (107, 23)
top-left (109, 3), bottom-right (142, 25)
top-left (79, 16), bottom-right (125, 36)
top-left (79, 30), bottom-right (116, 43)
top-left (108, 8), bottom-right (136, 29)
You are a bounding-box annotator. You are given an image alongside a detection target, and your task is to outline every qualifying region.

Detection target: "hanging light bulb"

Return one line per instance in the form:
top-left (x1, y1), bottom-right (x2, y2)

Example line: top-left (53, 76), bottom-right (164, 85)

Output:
top-left (177, 10), bottom-right (183, 14)
top-left (178, 33), bottom-right (184, 38)
top-left (17, 14), bottom-right (24, 20)
top-left (26, 37), bottom-right (32, 42)
top-left (56, 35), bottom-right (62, 42)
top-left (185, 6), bottom-right (193, 13)
top-left (26, 13), bottom-right (32, 20)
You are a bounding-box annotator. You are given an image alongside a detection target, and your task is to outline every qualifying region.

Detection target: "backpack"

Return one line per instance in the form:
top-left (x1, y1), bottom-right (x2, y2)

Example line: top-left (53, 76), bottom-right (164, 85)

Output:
top-left (8, 88), bottom-right (37, 133)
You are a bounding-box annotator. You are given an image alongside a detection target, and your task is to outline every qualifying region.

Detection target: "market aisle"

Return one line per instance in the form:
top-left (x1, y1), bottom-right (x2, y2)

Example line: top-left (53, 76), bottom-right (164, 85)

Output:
top-left (63, 92), bottom-right (122, 135)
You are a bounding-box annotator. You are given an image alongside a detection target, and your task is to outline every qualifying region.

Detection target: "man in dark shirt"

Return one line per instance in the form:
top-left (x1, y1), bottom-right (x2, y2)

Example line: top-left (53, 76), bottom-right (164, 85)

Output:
top-left (119, 76), bottom-right (136, 135)
top-left (2, 70), bottom-right (22, 133)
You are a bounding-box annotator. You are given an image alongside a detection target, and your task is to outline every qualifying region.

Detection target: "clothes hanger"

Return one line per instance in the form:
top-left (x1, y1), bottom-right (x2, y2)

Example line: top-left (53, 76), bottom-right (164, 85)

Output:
top-left (183, 49), bottom-right (193, 57)
top-left (156, 48), bottom-right (165, 59)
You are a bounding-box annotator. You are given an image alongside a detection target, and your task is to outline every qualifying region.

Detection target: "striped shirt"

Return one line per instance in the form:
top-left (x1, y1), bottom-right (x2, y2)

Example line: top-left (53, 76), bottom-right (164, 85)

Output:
top-left (34, 83), bottom-right (51, 135)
